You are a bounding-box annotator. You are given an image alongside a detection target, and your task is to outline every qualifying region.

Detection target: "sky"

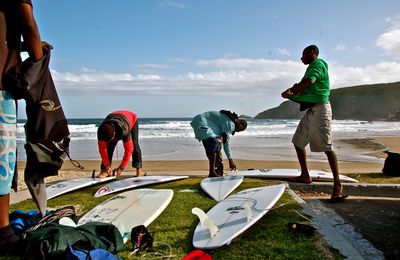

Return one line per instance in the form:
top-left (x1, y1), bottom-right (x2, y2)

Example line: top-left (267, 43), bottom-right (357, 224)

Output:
top-left (19, 0), bottom-right (400, 118)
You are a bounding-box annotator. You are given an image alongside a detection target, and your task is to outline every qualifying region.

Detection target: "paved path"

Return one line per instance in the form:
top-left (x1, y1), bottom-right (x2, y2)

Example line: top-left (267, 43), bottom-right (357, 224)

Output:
top-left (288, 182), bottom-right (400, 259)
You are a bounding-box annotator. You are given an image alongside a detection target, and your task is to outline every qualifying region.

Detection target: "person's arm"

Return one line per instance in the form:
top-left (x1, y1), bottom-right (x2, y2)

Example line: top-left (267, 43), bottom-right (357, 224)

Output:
top-left (281, 79), bottom-right (313, 99)
top-left (16, 2), bottom-right (43, 61)
top-left (119, 140), bottom-right (133, 170)
top-left (98, 140), bottom-right (111, 168)
top-left (222, 136), bottom-right (237, 170)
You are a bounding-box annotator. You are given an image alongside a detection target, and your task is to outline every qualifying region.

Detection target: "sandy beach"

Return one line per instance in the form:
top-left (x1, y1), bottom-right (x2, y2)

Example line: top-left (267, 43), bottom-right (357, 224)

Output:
top-left (13, 135), bottom-right (399, 191)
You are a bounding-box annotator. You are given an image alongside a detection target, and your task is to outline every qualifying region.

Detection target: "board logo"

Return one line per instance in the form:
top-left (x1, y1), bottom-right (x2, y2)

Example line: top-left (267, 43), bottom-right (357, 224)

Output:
top-left (227, 206), bottom-right (244, 214)
top-left (260, 169), bottom-right (271, 173)
top-left (98, 186), bottom-right (110, 194)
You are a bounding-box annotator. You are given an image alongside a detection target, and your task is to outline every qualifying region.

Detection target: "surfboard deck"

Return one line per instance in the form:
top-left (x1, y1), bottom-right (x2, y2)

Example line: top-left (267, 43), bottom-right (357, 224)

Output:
top-left (239, 168), bottom-right (359, 183)
top-left (47, 174), bottom-right (116, 200)
top-left (192, 184), bottom-right (286, 249)
top-left (94, 175), bottom-right (189, 197)
top-left (200, 175), bottom-right (243, 202)
top-left (78, 188), bottom-right (174, 239)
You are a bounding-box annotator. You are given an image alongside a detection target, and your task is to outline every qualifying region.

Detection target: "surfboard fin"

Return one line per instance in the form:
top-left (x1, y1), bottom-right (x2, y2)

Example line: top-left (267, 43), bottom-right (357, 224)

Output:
top-left (243, 202), bottom-right (253, 223)
top-left (192, 207), bottom-right (219, 238)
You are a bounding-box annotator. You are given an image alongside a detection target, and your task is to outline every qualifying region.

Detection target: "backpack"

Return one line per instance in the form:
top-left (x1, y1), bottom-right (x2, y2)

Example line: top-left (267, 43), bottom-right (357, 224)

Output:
top-left (382, 151), bottom-right (400, 176)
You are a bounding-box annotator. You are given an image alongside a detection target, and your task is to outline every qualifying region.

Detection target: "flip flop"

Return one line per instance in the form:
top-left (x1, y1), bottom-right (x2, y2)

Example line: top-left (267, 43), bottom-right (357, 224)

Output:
top-left (329, 194), bottom-right (348, 203)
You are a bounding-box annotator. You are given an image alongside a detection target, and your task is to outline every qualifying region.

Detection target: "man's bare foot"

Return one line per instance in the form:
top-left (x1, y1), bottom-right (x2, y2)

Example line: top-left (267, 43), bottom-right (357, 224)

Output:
top-left (332, 183), bottom-right (344, 196)
top-left (136, 169), bottom-right (146, 177)
top-left (208, 172), bottom-right (221, 178)
top-left (287, 175), bottom-right (312, 184)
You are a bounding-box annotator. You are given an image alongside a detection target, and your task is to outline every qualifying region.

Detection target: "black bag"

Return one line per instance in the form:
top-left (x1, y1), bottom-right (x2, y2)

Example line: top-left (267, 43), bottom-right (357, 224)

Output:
top-left (382, 151), bottom-right (400, 176)
top-left (130, 225), bottom-right (153, 253)
top-left (3, 49), bottom-right (77, 175)
top-left (25, 140), bottom-right (69, 175)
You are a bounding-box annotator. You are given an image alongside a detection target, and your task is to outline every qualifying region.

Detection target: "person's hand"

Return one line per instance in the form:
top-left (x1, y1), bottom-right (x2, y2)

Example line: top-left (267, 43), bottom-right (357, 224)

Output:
top-left (281, 90), bottom-right (290, 99)
top-left (97, 166), bottom-right (112, 178)
top-left (103, 166), bottom-right (112, 175)
top-left (41, 41), bottom-right (53, 51)
top-left (229, 159), bottom-right (237, 171)
top-left (113, 167), bottom-right (123, 177)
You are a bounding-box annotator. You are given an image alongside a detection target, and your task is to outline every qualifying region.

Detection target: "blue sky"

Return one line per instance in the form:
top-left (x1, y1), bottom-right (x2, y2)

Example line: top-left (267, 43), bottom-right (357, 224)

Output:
top-left (20, 0), bottom-right (400, 118)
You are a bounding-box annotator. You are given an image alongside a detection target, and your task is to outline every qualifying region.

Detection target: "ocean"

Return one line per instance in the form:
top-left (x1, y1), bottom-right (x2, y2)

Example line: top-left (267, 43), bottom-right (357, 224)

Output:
top-left (16, 118), bottom-right (400, 163)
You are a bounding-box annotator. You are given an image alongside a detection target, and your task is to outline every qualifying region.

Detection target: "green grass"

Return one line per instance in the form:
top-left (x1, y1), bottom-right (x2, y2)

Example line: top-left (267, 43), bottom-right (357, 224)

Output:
top-left (347, 172), bottom-right (400, 184)
top-left (8, 178), bottom-right (343, 259)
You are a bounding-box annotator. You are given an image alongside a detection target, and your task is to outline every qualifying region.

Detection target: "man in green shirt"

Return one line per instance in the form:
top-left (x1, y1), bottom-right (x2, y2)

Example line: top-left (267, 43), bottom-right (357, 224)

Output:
top-left (281, 45), bottom-right (346, 202)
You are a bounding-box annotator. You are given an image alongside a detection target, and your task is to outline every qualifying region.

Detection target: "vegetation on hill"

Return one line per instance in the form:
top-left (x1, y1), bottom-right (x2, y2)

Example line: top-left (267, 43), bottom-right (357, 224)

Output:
top-left (255, 82), bottom-right (400, 121)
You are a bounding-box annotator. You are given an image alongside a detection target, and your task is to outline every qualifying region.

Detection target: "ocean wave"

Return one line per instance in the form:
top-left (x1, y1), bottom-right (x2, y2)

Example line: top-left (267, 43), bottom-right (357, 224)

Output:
top-left (16, 119), bottom-right (400, 140)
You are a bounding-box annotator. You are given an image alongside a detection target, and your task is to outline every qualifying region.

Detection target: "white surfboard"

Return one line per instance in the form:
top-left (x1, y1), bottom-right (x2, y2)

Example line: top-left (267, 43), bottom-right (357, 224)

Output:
top-left (239, 168), bottom-right (359, 183)
top-left (47, 175), bottom-right (116, 200)
top-left (192, 184), bottom-right (286, 249)
top-left (79, 189), bottom-right (173, 240)
top-left (94, 175), bottom-right (189, 197)
top-left (200, 175), bottom-right (244, 202)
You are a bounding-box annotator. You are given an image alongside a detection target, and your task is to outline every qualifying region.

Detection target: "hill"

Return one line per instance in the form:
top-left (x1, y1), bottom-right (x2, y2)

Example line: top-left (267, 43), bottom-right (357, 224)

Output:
top-left (255, 82), bottom-right (400, 121)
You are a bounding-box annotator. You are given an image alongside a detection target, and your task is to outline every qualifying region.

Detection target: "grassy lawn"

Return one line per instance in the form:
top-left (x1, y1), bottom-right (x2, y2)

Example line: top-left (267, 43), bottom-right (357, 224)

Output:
top-left (8, 178), bottom-right (343, 259)
top-left (346, 172), bottom-right (400, 184)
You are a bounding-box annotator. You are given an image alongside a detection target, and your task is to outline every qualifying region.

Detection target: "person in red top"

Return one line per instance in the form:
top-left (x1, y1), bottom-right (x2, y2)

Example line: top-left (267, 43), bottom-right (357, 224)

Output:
top-left (97, 110), bottom-right (143, 178)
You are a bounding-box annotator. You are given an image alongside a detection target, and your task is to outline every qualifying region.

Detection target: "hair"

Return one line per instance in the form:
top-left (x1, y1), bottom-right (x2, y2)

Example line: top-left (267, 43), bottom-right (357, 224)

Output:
top-left (304, 45), bottom-right (319, 56)
top-left (97, 123), bottom-right (115, 141)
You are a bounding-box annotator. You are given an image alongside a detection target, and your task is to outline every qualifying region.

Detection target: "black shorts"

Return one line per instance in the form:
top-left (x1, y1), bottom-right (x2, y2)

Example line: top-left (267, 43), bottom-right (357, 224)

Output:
top-left (202, 137), bottom-right (222, 155)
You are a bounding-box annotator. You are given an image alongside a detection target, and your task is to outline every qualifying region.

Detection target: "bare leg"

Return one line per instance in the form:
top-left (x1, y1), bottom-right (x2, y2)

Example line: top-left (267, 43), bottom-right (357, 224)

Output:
top-left (325, 150), bottom-right (342, 195)
top-left (136, 168), bottom-right (143, 177)
top-left (289, 145), bottom-right (312, 183)
top-left (0, 194), bottom-right (10, 228)
top-left (0, 194), bottom-right (21, 255)
top-left (207, 153), bottom-right (219, 177)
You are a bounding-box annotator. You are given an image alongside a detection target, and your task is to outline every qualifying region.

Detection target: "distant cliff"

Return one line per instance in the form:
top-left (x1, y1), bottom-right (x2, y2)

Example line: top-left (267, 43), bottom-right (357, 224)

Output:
top-left (255, 82), bottom-right (400, 121)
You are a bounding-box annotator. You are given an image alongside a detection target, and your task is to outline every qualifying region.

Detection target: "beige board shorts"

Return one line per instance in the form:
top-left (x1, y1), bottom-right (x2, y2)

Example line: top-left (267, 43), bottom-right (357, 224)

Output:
top-left (292, 102), bottom-right (333, 152)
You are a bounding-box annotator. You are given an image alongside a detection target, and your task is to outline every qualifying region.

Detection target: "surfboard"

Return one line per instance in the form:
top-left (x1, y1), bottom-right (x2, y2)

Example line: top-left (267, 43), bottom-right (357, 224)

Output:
top-left (192, 184), bottom-right (286, 249)
top-left (239, 168), bottom-right (359, 183)
top-left (200, 175), bottom-right (244, 202)
top-left (78, 189), bottom-right (173, 241)
top-left (94, 175), bottom-right (189, 197)
top-left (47, 174), bottom-right (116, 200)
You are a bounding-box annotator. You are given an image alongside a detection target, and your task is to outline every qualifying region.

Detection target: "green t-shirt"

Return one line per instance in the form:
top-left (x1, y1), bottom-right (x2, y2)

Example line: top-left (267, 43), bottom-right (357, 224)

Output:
top-left (289, 58), bottom-right (330, 104)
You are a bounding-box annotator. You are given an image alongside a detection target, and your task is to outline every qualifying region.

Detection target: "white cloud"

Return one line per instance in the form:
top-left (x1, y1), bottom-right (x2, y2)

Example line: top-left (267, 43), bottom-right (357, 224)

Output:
top-left (53, 58), bottom-right (400, 98)
top-left (377, 16), bottom-right (400, 58)
top-left (376, 25), bottom-right (400, 57)
top-left (135, 63), bottom-right (170, 69)
top-left (330, 62), bottom-right (400, 87)
top-left (277, 48), bottom-right (291, 56)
